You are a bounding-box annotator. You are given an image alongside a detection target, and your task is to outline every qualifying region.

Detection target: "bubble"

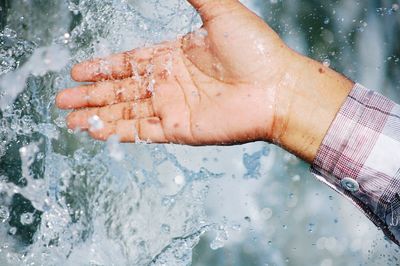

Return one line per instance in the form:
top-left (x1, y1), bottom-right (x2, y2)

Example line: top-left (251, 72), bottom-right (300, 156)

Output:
top-left (261, 208), bottom-right (273, 221)
top-left (20, 212), bottom-right (35, 225)
top-left (161, 224), bottom-right (171, 234)
top-left (244, 216), bottom-right (251, 223)
top-left (322, 59), bottom-right (331, 67)
top-left (324, 18), bottom-right (330, 24)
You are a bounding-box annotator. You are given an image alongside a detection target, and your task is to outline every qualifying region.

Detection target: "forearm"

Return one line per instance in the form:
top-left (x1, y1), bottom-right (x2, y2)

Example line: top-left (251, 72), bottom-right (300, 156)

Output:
top-left (270, 53), bottom-right (400, 245)
top-left (272, 52), bottom-right (354, 163)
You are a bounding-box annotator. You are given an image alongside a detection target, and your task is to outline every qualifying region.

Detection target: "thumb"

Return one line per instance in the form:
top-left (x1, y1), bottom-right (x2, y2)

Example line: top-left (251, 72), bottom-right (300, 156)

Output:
top-left (187, 0), bottom-right (242, 23)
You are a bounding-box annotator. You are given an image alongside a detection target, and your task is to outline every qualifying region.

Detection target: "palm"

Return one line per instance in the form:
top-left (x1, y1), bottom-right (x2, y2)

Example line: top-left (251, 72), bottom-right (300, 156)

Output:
top-left (57, 0), bottom-right (290, 144)
top-left (152, 38), bottom-right (274, 145)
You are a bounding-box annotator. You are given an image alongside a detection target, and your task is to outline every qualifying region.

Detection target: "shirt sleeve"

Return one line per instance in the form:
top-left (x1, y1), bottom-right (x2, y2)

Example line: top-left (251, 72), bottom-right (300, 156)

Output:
top-left (311, 83), bottom-right (400, 246)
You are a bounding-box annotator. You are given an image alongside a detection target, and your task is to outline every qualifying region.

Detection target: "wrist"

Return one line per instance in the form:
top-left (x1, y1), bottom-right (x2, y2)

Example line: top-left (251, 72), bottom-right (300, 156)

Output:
top-left (271, 53), bottom-right (354, 163)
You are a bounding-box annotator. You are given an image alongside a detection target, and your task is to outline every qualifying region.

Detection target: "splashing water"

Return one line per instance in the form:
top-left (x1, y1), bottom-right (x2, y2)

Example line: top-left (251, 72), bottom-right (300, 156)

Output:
top-left (1, 0), bottom-right (400, 265)
top-left (0, 1), bottom-right (271, 265)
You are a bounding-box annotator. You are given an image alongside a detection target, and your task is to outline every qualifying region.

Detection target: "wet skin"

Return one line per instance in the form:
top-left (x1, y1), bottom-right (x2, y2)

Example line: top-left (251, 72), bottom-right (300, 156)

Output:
top-left (56, 0), bottom-right (354, 163)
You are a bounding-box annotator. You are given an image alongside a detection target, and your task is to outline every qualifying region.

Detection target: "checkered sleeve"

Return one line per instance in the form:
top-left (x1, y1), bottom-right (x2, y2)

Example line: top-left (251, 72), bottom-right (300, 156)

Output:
top-left (311, 83), bottom-right (400, 246)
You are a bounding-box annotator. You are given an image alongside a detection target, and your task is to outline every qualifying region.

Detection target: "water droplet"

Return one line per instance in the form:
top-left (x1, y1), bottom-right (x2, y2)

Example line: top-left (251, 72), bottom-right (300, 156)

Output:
top-left (107, 135), bottom-right (124, 161)
top-left (8, 227), bottom-right (17, 235)
top-left (209, 240), bottom-right (223, 250)
top-left (282, 224), bottom-right (288, 229)
top-left (308, 223), bottom-right (315, 233)
top-left (174, 175), bottom-right (185, 186)
top-left (161, 196), bottom-right (175, 207)
top-left (261, 208), bottom-right (273, 220)
top-left (231, 224), bottom-right (241, 231)
top-left (63, 32), bottom-right (71, 44)
top-left (244, 216), bottom-right (251, 223)
top-left (292, 175), bottom-right (301, 182)
top-left (3, 27), bottom-right (17, 38)
top-left (161, 224), bottom-right (171, 234)
top-left (323, 59), bottom-right (331, 67)
top-left (0, 206), bottom-right (10, 222)
top-left (324, 18), bottom-right (330, 24)
top-left (210, 228), bottom-right (228, 250)
top-left (20, 212), bottom-right (34, 225)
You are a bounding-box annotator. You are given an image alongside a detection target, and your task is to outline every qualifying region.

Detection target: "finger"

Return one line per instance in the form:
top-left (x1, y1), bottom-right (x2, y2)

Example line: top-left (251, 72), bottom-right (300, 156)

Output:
top-left (71, 42), bottom-right (179, 82)
top-left (67, 100), bottom-right (155, 130)
top-left (56, 77), bottom-right (151, 109)
top-left (186, 0), bottom-right (241, 23)
top-left (71, 51), bottom-right (144, 82)
top-left (88, 118), bottom-right (167, 143)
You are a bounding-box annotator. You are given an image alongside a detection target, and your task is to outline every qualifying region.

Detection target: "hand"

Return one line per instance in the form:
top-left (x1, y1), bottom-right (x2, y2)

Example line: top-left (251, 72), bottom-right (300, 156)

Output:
top-left (56, 0), bottom-right (295, 145)
top-left (56, 0), bottom-right (354, 163)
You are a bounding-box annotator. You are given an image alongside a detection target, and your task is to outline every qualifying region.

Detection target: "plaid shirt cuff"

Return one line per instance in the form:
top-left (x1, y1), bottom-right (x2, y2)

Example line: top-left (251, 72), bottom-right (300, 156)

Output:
top-left (311, 83), bottom-right (400, 245)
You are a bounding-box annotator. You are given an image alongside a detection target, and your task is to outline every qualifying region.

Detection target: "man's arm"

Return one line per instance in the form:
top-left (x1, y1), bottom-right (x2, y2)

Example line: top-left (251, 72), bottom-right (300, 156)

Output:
top-left (55, 0), bottom-right (400, 245)
top-left (271, 53), bottom-right (354, 163)
top-left (55, 0), bottom-right (352, 156)
top-left (311, 83), bottom-right (400, 245)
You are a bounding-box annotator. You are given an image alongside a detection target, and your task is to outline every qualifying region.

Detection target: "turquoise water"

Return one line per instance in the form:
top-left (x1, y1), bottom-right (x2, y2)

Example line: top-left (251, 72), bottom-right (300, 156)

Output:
top-left (0, 0), bottom-right (399, 265)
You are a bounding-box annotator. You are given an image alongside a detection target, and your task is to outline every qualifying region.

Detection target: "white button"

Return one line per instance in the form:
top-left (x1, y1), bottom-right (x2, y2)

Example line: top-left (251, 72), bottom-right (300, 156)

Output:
top-left (340, 177), bottom-right (360, 192)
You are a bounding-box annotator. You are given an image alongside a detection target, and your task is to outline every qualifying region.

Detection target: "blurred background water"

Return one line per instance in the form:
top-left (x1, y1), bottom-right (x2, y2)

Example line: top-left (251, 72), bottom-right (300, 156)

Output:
top-left (0, 0), bottom-right (399, 265)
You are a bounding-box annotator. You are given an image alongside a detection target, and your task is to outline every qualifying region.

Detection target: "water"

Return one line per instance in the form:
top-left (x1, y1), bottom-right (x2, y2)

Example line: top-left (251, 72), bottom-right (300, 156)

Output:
top-left (0, 0), bottom-right (400, 265)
